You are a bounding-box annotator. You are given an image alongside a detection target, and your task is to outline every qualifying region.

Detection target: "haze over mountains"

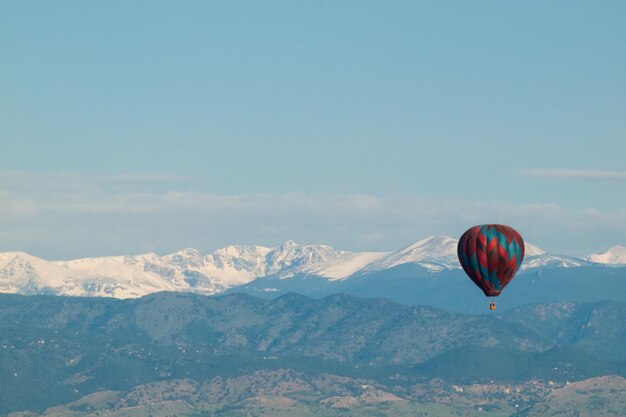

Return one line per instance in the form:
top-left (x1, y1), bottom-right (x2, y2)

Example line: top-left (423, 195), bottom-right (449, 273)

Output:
top-left (1, 237), bottom-right (625, 308)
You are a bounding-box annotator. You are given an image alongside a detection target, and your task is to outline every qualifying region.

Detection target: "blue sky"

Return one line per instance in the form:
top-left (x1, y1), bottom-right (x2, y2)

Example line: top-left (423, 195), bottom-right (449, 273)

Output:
top-left (1, 1), bottom-right (625, 258)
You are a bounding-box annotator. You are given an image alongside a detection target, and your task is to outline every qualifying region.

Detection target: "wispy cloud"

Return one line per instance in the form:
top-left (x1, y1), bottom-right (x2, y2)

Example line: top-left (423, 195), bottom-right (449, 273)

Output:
top-left (1, 171), bottom-right (625, 259)
top-left (521, 168), bottom-right (626, 180)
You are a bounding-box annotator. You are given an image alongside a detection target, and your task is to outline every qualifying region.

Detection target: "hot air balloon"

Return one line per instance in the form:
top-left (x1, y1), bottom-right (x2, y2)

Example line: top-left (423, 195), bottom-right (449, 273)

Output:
top-left (457, 224), bottom-right (525, 310)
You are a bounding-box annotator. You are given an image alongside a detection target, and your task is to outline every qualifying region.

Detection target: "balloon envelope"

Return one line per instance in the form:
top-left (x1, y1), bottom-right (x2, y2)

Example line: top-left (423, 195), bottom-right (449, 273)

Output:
top-left (457, 224), bottom-right (525, 297)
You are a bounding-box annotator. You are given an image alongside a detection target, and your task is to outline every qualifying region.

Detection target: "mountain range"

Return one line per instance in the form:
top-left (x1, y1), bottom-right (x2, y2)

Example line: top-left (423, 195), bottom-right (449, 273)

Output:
top-left (1, 237), bottom-right (626, 312)
top-left (1, 292), bottom-right (625, 416)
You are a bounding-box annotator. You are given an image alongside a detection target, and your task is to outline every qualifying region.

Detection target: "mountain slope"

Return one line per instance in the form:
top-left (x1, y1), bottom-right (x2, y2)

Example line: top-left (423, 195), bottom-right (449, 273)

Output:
top-left (230, 262), bottom-right (626, 313)
top-left (506, 300), bottom-right (626, 361)
top-left (1, 292), bottom-right (625, 415)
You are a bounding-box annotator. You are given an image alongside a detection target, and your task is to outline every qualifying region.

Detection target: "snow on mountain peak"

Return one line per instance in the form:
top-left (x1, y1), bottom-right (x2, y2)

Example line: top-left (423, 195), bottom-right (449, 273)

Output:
top-left (265, 241), bottom-right (343, 276)
top-left (0, 236), bottom-right (605, 299)
top-left (587, 245), bottom-right (626, 265)
top-left (172, 248), bottom-right (201, 257)
top-left (0, 252), bottom-right (40, 283)
top-left (162, 248), bottom-right (203, 268)
top-left (520, 253), bottom-right (586, 270)
top-left (524, 243), bottom-right (546, 256)
top-left (516, 243), bottom-right (585, 269)
top-left (365, 235), bottom-right (459, 272)
top-left (402, 235), bottom-right (458, 259)
top-left (204, 245), bottom-right (270, 281)
top-left (364, 236), bottom-right (549, 272)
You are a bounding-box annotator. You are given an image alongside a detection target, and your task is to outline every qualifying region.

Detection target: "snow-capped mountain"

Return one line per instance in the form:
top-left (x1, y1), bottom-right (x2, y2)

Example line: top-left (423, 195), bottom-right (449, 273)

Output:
top-left (520, 253), bottom-right (588, 269)
top-left (587, 245), bottom-right (626, 265)
top-left (359, 236), bottom-right (577, 273)
top-left (202, 245), bottom-right (270, 284)
top-left (524, 243), bottom-right (546, 256)
top-left (364, 236), bottom-right (458, 272)
top-left (1, 248), bottom-right (274, 299)
top-left (0, 243), bottom-right (379, 299)
top-left (2, 251), bottom-right (200, 298)
top-left (264, 240), bottom-right (388, 279)
top-left (519, 242), bottom-right (589, 269)
top-left (0, 237), bottom-right (621, 299)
